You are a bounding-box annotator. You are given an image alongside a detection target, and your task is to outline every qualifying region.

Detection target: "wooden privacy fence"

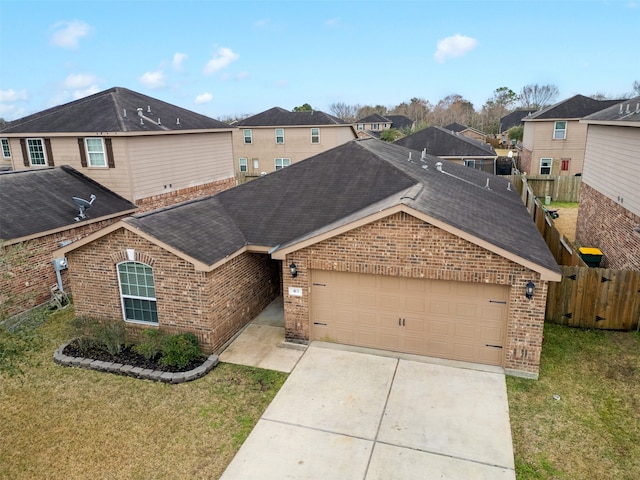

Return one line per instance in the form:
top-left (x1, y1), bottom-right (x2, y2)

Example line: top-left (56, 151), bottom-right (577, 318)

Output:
top-left (522, 183), bottom-right (640, 331)
top-left (504, 174), bottom-right (582, 203)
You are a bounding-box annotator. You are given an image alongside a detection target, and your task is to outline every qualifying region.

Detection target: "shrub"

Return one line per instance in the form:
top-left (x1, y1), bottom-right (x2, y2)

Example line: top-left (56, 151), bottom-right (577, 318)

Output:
top-left (133, 329), bottom-right (167, 361)
top-left (92, 319), bottom-right (127, 355)
top-left (71, 316), bottom-right (100, 353)
top-left (161, 333), bottom-right (202, 368)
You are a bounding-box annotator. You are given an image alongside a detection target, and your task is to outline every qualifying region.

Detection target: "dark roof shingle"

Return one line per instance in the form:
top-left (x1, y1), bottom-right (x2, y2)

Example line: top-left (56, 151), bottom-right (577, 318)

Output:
top-left (1, 166), bottom-right (136, 241)
top-left (524, 95), bottom-right (624, 121)
top-left (237, 107), bottom-right (347, 126)
top-left (394, 126), bottom-right (496, 157)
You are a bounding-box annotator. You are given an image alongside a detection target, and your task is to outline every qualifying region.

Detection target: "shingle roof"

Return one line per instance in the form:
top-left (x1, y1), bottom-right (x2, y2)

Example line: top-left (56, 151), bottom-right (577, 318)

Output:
top-left (0, 166), bottom-right (136, 241)
top-left (499, 110), bottom-right (537, 132)
top-left (393, 126), bottom-right (496, 157)
top-left (385, 115), bottom-right (414, 130)
top-left (119, 138), bottom-right (558, 275)
top-left (524, 95), bottom-right (623, 121)
top-left (582, 96), bottom-right (640, 123)
top-left (356, 113), bottom-right (389, 124)
top-left (0, 87), bottom-right (230, 134)
top-left (237, 107), bottom-right (347, 126)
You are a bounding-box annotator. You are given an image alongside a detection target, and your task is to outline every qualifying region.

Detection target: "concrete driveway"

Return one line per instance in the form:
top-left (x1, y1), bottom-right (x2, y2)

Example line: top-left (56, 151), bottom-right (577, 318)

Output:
top-left (220, 343), bottom-right (515, 479)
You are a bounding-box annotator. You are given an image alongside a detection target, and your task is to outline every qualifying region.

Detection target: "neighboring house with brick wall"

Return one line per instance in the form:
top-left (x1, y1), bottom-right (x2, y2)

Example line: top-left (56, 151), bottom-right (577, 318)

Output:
top-left (233, 107), bottom-right (356, 178)
top-left (0, 166), bottom-right (136, 317)
top-left (0, 87), bottom-right (236, 212)
top-left (56, 138), bottom-right (560, 378)
top-left (394, 126), bottom-right (499, 174)
top-left (521, 95), bottom-right (622, 176)
top-left (575, 97), bottom-right (640, 270)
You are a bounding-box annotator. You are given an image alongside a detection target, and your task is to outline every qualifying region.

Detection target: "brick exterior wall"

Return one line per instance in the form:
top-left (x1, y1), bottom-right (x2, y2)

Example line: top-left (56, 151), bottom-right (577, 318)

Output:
top-left (134, 177), bottom-right (236, 213)
top-left (66, 227), bottom-right (280, 353)
top-left (282, 211), bottom-right (549, 376)
top-left (1, 218), bottom-right (127, 318)
top-left (521, 148), bottom-right (532, 174)
top-left (576, 183), bottom-right (640, 270)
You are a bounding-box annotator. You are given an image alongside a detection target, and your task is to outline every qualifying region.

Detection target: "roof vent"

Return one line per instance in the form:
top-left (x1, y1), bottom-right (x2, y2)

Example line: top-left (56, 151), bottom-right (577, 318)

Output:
top-left (176, 118), bottom-right (180, 125)
top-left (507, 182), bottom-right (512, 191)
top-left (421, 148), bottom-right (427, 161)
top-left (140, 117), bottom-right (144, 125)
top-left (626, 104), bottom-right (631, 114)
top-left (123, 109), bottom-right (127, 118)
top-left (636, 103), bottom-right (640, 114)
top-left (485, 178), bottom-right (491, 190)
top-left (436, 162), bottom-right (443, 172)
top-left (619, 104), bottom-right (624, 114)
top-left (158, 118), bottom-right (161, 125)
top-left (147, 105), bottom-right (152, 113)
top-left (137, 108), bottom-right (143, 117)
top-left (408, 152), bottom-right (412, 161)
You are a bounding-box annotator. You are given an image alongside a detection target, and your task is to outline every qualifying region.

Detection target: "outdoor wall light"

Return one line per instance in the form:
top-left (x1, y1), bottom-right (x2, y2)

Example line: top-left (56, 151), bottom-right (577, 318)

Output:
top-left (525, 281), bottom-right (535, 299)
top-left (290, 262), bottom-right (298, 278)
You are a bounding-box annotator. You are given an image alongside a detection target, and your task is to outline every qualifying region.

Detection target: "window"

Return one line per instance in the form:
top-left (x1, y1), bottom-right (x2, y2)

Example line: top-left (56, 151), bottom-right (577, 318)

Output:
top-left (117, 262), bottom-right (158, 324)
top-left (243, 129), bottom-right (252, 144)
top-left (253, 159), bottom-right (259, 169)
top-left (275, 158), bottom-right (291, 170)
top-left (275, 128), bottom-right (284, 144)
top-left (464, 159), bottom-right (476, 168)
top-left (553, 121), bottom-right (567, 140)
top-left (357, 124), bottom-right (364, 131)
top-left (540, 158), bottom-right (552, 175)
top-left (371, 123), bottom-right (379, 130)
top-left (1, 139), bottom-right (10, 158)
top-left (239, 158), bottom-right (248, 172)
top-left (561, 159), bottom-right (570, 171)
top-left (311, 128), bottom-right (320, 144)
top-left (27, 138), bottom-right (46, 165)
top-left (85, 138), bottom-right (106, 167)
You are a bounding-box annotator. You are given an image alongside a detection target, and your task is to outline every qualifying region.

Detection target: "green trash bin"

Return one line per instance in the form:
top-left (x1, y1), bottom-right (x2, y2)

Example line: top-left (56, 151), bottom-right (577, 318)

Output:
top-left (578, 247), bottom-right (603, 268)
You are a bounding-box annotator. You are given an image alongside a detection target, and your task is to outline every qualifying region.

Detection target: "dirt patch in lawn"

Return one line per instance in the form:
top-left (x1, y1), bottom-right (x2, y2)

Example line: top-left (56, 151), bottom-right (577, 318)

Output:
top-left (552, 207), bottom-right (578, 242)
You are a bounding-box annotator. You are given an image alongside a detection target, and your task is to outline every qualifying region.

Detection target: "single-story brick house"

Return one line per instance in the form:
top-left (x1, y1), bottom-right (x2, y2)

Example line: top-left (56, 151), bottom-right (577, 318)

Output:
top-left (1, 166), bottom-right (136, 317)
top-left (56, 138), bottom-right (561, 378)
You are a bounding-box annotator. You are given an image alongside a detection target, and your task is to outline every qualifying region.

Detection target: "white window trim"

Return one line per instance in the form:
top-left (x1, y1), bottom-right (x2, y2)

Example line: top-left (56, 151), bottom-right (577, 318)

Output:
top-left (311, 128), bottom-right (320, 144)
top-left (85, 137), bottom-right (107, 167)
top-left (553, 121), bottom-right (567, 140)
top-left (540, 158), bottom-right (552, 175)
top-left (117, 261), bottom-right (158, 325)
top-left (1, 138), bottom-right (10, 158)
top-left (239, 157), bottom-right (248, 172)
top-left (275, 128), bottom-right (284, 144)
top-left (27, 138), bottom-right (47, 166)
top-left (464, 159), bottom-right (476, 168)
top-left (243, 129), bottom-right (252, 144)
top-left (274, 158), bottom-right (291, 170)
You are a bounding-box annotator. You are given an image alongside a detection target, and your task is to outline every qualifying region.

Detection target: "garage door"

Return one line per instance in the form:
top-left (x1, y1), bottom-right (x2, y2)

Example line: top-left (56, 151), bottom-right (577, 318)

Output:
top-left (310, 270), bottom-right (509, 366)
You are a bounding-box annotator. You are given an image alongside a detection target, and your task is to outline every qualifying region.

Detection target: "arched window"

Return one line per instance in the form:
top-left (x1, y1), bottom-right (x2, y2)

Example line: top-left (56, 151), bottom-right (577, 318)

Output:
top-left (117, 261), bottom-right (158, 324)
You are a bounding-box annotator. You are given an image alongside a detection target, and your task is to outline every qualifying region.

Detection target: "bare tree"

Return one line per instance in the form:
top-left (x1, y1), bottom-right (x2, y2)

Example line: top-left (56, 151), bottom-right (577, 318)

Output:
top-left (633, 80), bottom-right (640, 96)
top-left (519, 84), bottom-right (559, 109)
top-left (328, 102), bottom-right (360, 122)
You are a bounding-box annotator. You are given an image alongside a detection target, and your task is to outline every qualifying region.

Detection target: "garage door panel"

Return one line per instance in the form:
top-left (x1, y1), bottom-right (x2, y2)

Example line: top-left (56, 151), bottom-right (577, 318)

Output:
top-left (310, 271), bottom-right (508, 367)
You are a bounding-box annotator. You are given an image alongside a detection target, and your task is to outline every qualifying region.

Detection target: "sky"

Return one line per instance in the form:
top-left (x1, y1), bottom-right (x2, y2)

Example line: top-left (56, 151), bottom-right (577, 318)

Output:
top-left (1, 0), bottom-right (639, 122)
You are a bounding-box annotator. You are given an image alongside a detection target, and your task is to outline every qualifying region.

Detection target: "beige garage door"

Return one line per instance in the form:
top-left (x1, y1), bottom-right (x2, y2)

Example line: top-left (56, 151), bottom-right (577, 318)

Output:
top-left (310, 270), bottom-right (509, 366)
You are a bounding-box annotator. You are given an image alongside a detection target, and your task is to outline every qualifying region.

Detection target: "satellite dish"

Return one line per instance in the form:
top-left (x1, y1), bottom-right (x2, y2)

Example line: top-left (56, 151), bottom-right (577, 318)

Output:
top-left (72, 194), bottom-right (96, 221)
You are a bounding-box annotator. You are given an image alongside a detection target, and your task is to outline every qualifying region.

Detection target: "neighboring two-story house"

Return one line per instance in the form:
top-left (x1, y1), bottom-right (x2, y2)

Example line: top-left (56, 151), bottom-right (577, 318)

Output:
top-left (499, 109), bottom-right (537, 147)
top-left (394, 126), bottom-right (498, 174)
top-left (233, 107), bottom-right (357, 177)
top-left (355, 114), bottom-right (415, 137)
top-left (521, 95), bottom-right (622, 176)
top-left (0, 87), bottom-right (236, 212)
top-left (575, 97), bottom-right (640, 270)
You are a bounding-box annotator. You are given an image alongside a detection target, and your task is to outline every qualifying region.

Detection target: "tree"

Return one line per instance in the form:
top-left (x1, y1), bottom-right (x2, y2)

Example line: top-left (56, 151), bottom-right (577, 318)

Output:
top-left (380, 129), bottom-right (402, 142)
top-left (355, 104), bottom-right (388, 119)
top-left (293, 103), bottom-right (313, 112)
top-left (633, 80), bottom-right (640, 96)
top-left (328, 102), bottom-right (360, 122)
top-left (518, 84), bottom-right (559, 109)
top-left (480, 87), bottom-right (518, 134)
top-left (507, 125), bottom-right (524, 144)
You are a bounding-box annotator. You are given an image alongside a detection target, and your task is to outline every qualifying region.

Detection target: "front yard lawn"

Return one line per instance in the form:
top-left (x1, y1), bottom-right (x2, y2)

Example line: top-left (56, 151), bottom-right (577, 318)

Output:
top-left (507, 323), bottom-right (640, 479)
top-left (0, 307), bottom-right (286, 479)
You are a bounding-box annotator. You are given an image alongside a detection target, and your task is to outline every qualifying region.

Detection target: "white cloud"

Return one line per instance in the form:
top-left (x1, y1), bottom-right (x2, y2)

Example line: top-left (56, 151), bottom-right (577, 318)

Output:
top-left (0, 88), bottom-right (28, 102)
top-left (0, 104), bottom-right (27, 120)
top-left (63, 73), bottom-right (97, 89)
top-left (195, 92), bottom-right (213, 104)
top-left (139, 71), bottom-right (166, 89)
top-left (173, 52), bottom-right (188, 70)
top-left (71, 85), bottom-right (100, 100)
top-left (434, 34), bottom-right (478, 63)
top-left (51, 20), bottom-right (91, 48)
top-left (203, 47), bottom-right (239, 75)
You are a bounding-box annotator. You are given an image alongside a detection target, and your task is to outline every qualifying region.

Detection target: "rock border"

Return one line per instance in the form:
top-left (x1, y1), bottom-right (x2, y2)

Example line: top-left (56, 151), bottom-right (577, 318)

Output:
top-left (53, 340), bottom-right (218, 383)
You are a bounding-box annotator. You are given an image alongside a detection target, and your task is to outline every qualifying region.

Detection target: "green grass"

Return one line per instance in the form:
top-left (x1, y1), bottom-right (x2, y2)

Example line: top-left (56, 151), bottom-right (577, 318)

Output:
top-left (0, 307), bottom-right (287, 479)
top-left (507, 323), bottom-right (640, 479)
